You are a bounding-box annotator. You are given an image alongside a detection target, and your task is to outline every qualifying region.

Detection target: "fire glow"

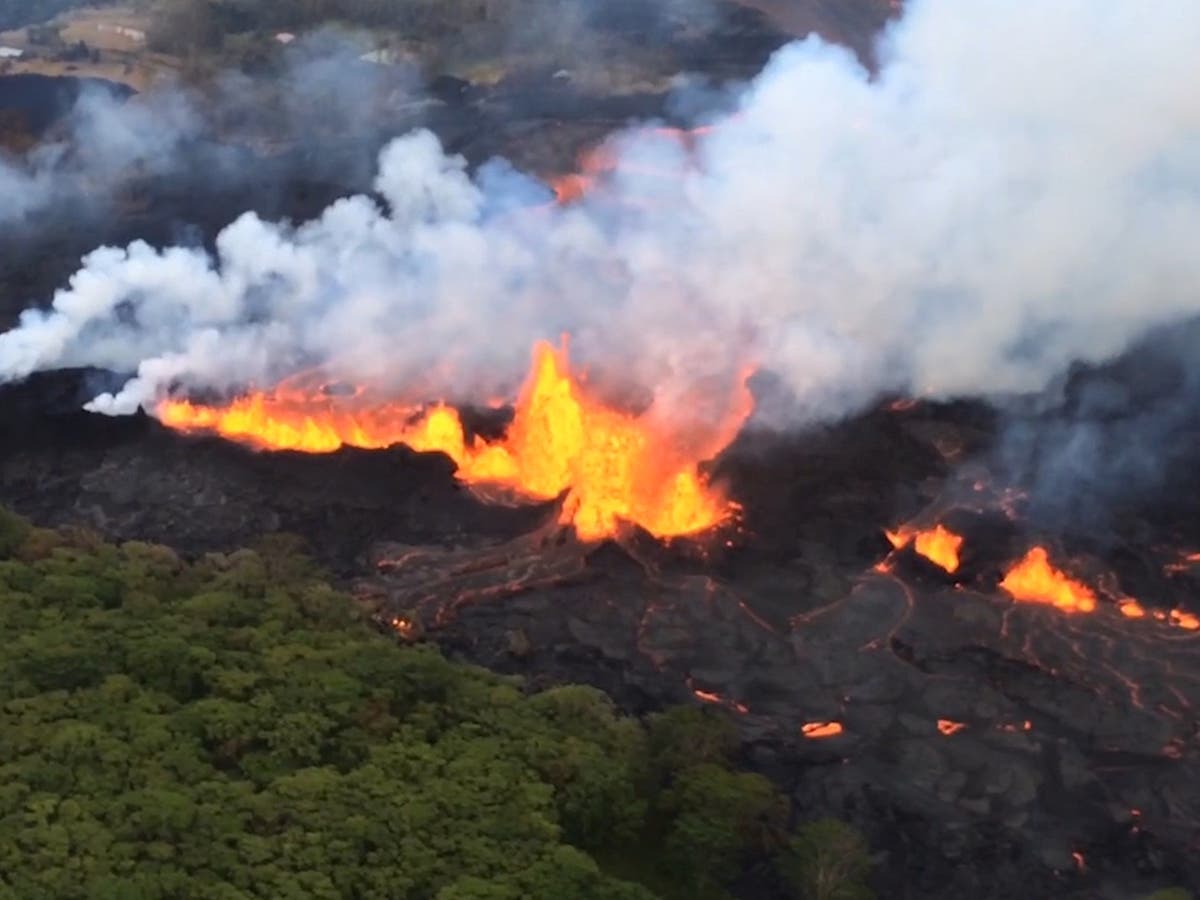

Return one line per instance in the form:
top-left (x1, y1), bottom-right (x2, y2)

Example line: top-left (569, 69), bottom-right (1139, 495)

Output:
top-left (1000, 547), bottom-right (1096, 613)
top-left (548, 124), bottom-right (715, 205)
top-left (885, 524), bottom-right (963, 573)
top-left (156, 340), bottom-right (753, 542)
top-left (801, 721), bottom-right (844, 739)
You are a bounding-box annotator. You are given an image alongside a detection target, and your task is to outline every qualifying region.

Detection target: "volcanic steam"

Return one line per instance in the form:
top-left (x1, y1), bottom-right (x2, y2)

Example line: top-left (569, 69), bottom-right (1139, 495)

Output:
top-left (2, 0), bottom-right (1200, 527)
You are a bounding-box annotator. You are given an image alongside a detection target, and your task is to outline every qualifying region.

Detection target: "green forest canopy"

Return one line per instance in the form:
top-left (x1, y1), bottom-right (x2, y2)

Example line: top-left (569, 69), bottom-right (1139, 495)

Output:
top-left (0, 506), bottom-right (873, 900)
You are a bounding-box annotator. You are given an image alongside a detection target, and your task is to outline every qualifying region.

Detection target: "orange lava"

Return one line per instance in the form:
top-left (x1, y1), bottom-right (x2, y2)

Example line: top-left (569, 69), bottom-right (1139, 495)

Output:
top-left (999, 547), bottom-right (1096, 613)
top-left (937, 719), bottom-right (967, 736)
top-left (693, 689), bottom-right (749, 715)
top-left (1170, 609), bottom-right (1200, 631)
top-left (549, 173), bottom-right (596, 204)
top-left (885, 524), bottom-right (963, 573)
top-left (1119, 599), bottom-right (1146, 619)
top-left (801, 721), bottom-right (844, 739)
top-left (389, 616), bottom-right (416, 639)
top-left (157, 340), bottom-right (753, 542)
top-left (548, 124), bottom-right (715, 205)
top-left (1165, 551), bottom-right (1200, 575)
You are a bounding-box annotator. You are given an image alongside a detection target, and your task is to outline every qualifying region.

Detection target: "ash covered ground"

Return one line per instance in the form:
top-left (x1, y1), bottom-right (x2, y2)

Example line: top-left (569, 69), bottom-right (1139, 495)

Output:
top-left (3, 1), bottom-right (1200, 897)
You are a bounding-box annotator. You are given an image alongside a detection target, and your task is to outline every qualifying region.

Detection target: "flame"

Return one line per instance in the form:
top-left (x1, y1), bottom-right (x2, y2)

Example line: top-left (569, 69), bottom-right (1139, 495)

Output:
top-left (157, 340), bottom-right (753, 542)
top-left (885, 524), bottom-right (963, 573)
top-left (937, 719), bottom-right (967, 736)
top-left (801, 721), bottom-right (844, 739)
top-left (999, 547), bottom-right (1096, 613)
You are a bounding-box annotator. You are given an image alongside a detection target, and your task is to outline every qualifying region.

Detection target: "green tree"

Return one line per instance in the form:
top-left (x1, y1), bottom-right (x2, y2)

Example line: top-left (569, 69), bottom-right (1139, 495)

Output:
top-left (0, 506), bottom-right (30, 558)
top-left (0, 505), bottom-right (870, 900)
top-left (777, 819), bottom-right (875, 900)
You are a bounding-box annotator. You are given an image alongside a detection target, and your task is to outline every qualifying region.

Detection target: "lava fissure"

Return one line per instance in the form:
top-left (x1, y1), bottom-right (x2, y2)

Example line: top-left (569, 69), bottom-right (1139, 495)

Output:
top-left (158, 339), bottom-right (754, 542)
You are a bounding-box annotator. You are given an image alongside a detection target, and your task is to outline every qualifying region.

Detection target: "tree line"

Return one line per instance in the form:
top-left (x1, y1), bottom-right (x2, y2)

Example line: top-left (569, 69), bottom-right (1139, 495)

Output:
top-left (0, 506), bottom-right (874, 899)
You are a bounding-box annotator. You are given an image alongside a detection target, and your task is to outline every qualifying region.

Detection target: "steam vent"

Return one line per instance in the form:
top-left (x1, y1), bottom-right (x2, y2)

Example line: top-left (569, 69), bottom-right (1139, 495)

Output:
top-left (2, 0), bottom-right (1200, 898)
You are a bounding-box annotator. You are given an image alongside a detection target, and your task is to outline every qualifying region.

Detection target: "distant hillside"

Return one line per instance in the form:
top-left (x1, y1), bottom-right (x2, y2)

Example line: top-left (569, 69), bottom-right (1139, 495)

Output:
top-left (0, 0), bottom-right (92, 31)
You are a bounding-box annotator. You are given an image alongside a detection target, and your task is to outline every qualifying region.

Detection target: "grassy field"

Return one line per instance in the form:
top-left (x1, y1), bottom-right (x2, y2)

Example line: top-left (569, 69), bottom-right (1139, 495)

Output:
top-left (0, 5), bottom-right (180, 90)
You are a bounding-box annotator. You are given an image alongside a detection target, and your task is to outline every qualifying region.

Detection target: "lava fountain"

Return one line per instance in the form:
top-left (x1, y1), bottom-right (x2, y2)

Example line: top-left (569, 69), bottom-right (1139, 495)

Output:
top-left (885, 523), bottom-right (963, 573)
top-left (1000, 546), bottom-right (1096, 613)
top-left (157, 340), bottom-right (755, 542)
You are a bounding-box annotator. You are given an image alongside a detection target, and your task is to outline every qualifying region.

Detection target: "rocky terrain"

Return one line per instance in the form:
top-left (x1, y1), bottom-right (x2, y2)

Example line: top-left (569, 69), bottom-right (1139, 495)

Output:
top-left (3, 359), bottom-right (1199, 899)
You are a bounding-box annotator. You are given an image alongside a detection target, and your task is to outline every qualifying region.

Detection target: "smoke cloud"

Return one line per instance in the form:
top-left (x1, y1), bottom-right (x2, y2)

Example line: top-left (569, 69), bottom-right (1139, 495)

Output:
top-left (1, 0), bottom-right (1199, 432)
top-left (0, 34), bottom-right (420, 230)
top-left (0, 82), bottom-right (207, 227)
top-left (992, 317), bottom-right (1200, 540)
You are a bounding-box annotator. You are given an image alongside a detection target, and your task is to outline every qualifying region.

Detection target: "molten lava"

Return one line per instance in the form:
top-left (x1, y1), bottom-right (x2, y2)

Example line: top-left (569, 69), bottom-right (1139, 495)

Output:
top-left (389, 616), bottom-right (417, 639)
top-left (801, 721), bottom-right (844, 739)
top-left (157, 340), bottom-right (753, 542)
top-left (937, 719), bottom-right (967, 736)
top-left (885, 524), bottom-right (963, 573)
top-left (1119, 599), bottom-right (1146, 619)
top-left (1164, 550), bottom-right (1200, 575)
top-left (692, 688), bottom-right (750, 715)
top-left (1170, 609), bottom-right (1200, 631)
top-left (999, 547), bottom-right (1096, 613)
top-left (548, 124), bottom-right (716, 205)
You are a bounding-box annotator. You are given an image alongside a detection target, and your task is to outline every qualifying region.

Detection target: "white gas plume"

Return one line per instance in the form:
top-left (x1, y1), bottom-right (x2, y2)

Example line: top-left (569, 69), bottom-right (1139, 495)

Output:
top-left (1, 0), bottom-right (1199, 429)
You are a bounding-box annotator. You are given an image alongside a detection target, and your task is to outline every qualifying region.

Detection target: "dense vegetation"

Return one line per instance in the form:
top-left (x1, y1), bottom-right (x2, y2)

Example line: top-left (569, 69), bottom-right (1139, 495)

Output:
top-left (0, 506), bottom-right (873, 900)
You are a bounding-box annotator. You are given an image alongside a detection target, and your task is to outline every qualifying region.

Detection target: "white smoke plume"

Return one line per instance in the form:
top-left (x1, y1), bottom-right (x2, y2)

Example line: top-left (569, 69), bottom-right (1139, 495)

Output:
top-left (0, 34), bottom-right (416, 229)
top-left (2, 0), bottom-right (1199, 430)
top-left (0, 84), bottom-right (205, 226)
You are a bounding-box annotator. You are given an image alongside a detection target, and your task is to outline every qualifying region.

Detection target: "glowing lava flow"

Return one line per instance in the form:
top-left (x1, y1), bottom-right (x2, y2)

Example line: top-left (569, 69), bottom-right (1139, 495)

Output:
top-left (1119, 599), bottom-right (1147, 619)
top-left (1164, 550), bottom-right (1200, 575)
top-left (999, 547), bottom-right (1096, 613)
top-left (156, 340), bottom-right (753, 542)
top-left (885, 524), bottom-right (963, 573)
top-left (801, 721), bottom-right (844, 739)
top-left (548, 124), bottom-right (717, 205)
